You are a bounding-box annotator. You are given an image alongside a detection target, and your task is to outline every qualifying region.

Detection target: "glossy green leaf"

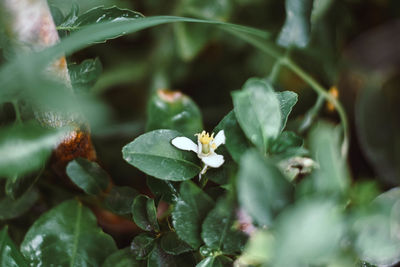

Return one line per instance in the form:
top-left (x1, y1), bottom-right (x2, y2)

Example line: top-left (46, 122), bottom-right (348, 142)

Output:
top-left (196, 255), bottom-right (233, 267)
top-left (5, 168), bottom-right (43, 200)
top-left (66, 157), bottom-right (110, 195)
top-left (214, 110), bottom-right (251, 163)
top-left (160, 232), bottom-right (193, 255)
top-left (0, 227), bottom-right (29, 267)
top-left (132, 195), bottom-right (159, 232)
top-left (102, 248), bottom-right (144, 267)
top-left (0, 122), bottom-right (66, 178)
top-left (276, 91), bottom-right (298, 131)
top-left (69, 58), bottom-right (102, 93)
top-left (130, 233), bottom-right (156, 260)
top-left (232, 78), bottom-right (281, 152)
top-left (105, 186), bottom-right (139, 215)
top-left (309, 122), bottom-right (350, 195)
top-left (172, 181), bottom-right (214, 249)
top-left (122, 130), bottom-right (201, 181)
top-left (0, 188), bottom-right (39, 220)
top-left (269, 131), bottom-right (303, 156)
top-left (57, 3), bottom-right (79, 28)
top-left (277, 0), bottom-right (313, 48)
top-left (237, 149), bottom-right (294, 226)
top-left (354, 188), bottom-right (400, 266)
top-left (20, 200), bottom-right (117, 267)
top-left (355, 81), bottom-right (400, 186)
top-left (146, 90), bottom-right (202, 137)
top-left (146, 177), bottom-right (179, 203)
top-left (201, 197), bottom-right (247, 254)
top-left (147, 243), bottom-right (196, 267)
top-left (273, 199), bottom-right (345, 266)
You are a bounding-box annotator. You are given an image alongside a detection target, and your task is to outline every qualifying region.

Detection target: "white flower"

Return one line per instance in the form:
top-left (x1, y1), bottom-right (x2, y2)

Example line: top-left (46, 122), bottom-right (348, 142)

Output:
top-left (171, 130), bottom-right (226, 178)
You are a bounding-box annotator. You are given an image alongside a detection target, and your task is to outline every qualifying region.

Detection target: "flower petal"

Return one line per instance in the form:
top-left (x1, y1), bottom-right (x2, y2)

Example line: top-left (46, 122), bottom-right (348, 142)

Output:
top-left (201, 153), bottom-right (224, 168)
top-left (213, 130), bottom-right (226, 148)
top-left (171, 137), bottom-right (198, 152)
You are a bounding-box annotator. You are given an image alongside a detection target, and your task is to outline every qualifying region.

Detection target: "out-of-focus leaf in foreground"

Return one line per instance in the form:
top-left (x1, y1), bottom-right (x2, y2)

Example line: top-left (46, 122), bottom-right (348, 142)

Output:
top-left (102, 247), bottom-right (143, 267)
top-left (69, 57), bottom-right (102, 93)
top-left (0, 122), bottom-right (66, 179)
top-left (0, 188), bottom-right (39, 220)
top-left (0, 227), bottom-right (29, 267)
top-left (20, 200), bottom-right (117, 266)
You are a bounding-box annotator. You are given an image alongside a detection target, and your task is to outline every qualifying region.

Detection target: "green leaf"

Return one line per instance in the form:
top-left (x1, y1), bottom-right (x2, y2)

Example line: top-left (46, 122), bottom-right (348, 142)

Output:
top-left (0, 188), bottom-right (39, 220)
top-left (201, 197), bottom-right (247, 254)
top-left (5, 168), bottom-right (43, 200)
top-left (273, 199), bottom-right (345, 266)
top-left (147, 243), bottom-right (196, 267)
top-left (240, 230), bottom-right (274, 266)
top-left (309, 122), bottom-right (350, 195)
top-left (172, 181), bottom-right (214, 249)
top-left (102, 248), bottom-right (144, 267)
top-left (174, 23), bottom-right (211, 61)
top-left (180, 0), bottom-right (232, 20)
top-left (354, 188), bottom-right (400, 266)
top-left (196, 255), bottom-right (233, 267)
top-left (130, 233), bottom-right (156, 260)
top-left (146, 90), bottom-right (202, 137)
top-left (131, 195), bottom-right (159, 232)
top-left (20, 200), bottom-right (117, 266)
top-left (69, 58), bottom-right (102, 93)
top-left (105, 186), bottom-right (139, 215)
top-left (0, 122), bottom-right (66, 179)
top-left (232, 78), bottom-right (281, 152)
top-left (0, 227), bottom-right (29, 267)
top-left (269, 131), bottom-right (303, 156)
top-left (276, 91), bottom-right (298, 131)
top-left (122, 130), bottom-right (201, 181)
top-left (160, 232), bottom-right (193, 255)
top-left (214, 110), bottom-right (251, 163)
top-left (146, 177), bottom-right (179, 203)
top-left (66, 157), bottom-right (110, 195)
top-left (237, 149), bottom-right (294, 226)
top-left (277, 0), bottom-right (313, 48)
top-left (58, 3), bottom-right (79, 28)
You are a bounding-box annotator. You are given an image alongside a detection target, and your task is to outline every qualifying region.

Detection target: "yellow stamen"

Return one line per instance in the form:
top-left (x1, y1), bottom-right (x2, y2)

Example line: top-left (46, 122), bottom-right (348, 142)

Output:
top-left (195, 131), bottom-right (214, 145)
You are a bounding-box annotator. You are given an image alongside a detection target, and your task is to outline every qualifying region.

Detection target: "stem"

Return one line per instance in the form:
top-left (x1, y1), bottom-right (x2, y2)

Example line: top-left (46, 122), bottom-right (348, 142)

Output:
top-left (282, 58), bottom-right (350, 157)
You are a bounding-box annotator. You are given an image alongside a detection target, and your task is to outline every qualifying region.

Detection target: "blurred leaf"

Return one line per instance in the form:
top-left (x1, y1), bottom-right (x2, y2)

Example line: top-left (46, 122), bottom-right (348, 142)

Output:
top-left (309, 122), bottom-right (350, 195)
top-left (214, 110), bottom-right (251, 163)
top-left (311, 0), bottom-right (334, 23)
top-left (239, 230), bottom-right (274, 266)
top-left (172, 181), bottom-right (214, 249)
top-left (105, 186), bottom-right (139, 215)
top-left (269, 131), bottom-right (303, 155)
top-left (102, 247), bottom-right (143, 267)
top-left (196, 255), bottom-right (233, 267)
top-left (0, 122), bottom-right (66, 179)
top-left (146, 90), bottom-right (202, 137)
top-left (20, 200), bottom-right (117, 266)
top-left (354, 188), bottom-right (400, 266)
top-left (232, 78), bottom-right (281, 152)
top-left (49, 5), bottom-right (65, 26)
top-left (5, 168), bottom-right (43, 200)
top-left (237, 149), bottom-right (294, 226)
top-left (180, 0), bottom-right (232, 20)
top-left (130, 233), bottom-right (156, 260)
top-left (0, 227), bottom-right (29, 267)
top-left (204, 159), bottom-right (235, 185)
top-left (277, 0), bottom-right (313, 48)
top-left (160, 232), bottom-right (193, 255)
top-left (174, 23), bottom-right (211, 61)
top-left (146, 177), bottom-right (179, 203)
top-left (66, 157), bottom-right (110, 195)
top-left (69, 58), bottom-right (102, 93)
top-left (201, 197), bottom-right (247, 254)
top-left (276, 91), bottom-right (298, 131)
top-left (58, 3), bottom-right (79, 28)
top-left (131, 195), bottom-right (159, 232)
top-left (0, 188), bottom-right (39, 220)
top-left (355, 80), bottom-right (400, 186)
top-left (122, 130), bottom-right (201, 181)
top-left (273, 199), bottom-right (345, 266)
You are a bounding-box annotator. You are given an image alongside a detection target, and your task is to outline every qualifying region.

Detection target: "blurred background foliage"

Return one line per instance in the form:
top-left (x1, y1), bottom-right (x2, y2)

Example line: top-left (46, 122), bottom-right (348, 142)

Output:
top-left (1, 0), bottom-right (400, 265)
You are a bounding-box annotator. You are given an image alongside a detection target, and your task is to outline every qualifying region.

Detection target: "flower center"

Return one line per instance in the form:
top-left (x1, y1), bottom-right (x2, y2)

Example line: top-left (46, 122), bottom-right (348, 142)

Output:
top-left (195, 131), bottom-right (214, 154)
